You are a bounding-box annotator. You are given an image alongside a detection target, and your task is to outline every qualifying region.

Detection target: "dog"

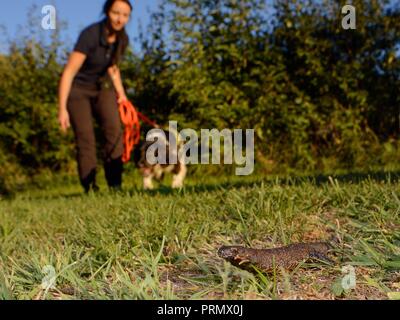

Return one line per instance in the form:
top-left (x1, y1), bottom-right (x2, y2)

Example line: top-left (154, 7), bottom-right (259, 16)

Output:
top-left (133, 129), bottom-right (187, 190)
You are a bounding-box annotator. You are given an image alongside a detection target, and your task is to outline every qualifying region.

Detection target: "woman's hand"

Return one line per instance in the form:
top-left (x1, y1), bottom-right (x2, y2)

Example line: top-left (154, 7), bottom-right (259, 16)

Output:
top-left (58, 51), bottom-right (86, 134)
top-left (117, 93), bottom-right (128, 104)
top-left (58, 108), bottom-right (71, 133)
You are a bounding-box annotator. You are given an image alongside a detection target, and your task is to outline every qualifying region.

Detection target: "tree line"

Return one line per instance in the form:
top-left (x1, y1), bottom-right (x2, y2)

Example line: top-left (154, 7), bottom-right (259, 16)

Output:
top-left (1, 0), bottom-right (399, 193)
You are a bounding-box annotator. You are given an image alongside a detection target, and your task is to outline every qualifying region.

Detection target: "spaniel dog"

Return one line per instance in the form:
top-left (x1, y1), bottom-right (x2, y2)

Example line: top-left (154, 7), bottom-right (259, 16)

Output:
top-left (133, 129), bottom-right (187, 190)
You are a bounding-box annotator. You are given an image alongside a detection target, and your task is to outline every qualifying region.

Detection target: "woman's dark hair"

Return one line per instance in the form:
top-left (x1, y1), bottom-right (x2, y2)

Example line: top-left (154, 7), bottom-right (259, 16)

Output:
top-left (102, 0), bottom-right (132, 65)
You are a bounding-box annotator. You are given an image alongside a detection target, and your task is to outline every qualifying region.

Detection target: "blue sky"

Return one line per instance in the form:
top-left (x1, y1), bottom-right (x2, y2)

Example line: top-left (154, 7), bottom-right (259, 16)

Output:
top-left (0, 0), bottom-right (161, 53)
top-left (1, 1), bottom-right (398, 55)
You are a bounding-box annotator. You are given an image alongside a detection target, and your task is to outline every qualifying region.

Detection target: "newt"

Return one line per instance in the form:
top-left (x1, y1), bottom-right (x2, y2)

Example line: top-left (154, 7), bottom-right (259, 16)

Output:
top-left (218, 242), bottom-right (333, 273)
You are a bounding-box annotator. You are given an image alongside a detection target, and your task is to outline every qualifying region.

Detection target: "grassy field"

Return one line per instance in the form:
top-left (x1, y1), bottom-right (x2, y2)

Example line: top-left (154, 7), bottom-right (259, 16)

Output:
top-left (0, 169), bottom-right (399, 300)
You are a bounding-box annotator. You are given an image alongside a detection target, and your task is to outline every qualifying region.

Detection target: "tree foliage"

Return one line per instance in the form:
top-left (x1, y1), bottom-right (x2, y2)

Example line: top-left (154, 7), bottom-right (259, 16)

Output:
top-left (0, 0), bottom-right (399, 191)
top-left (126, 0), bottom-right (399, 170)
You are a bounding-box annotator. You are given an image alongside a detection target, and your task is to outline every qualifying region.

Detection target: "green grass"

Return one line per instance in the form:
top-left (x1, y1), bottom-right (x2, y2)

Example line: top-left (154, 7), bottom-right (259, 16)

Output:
top-left (0, 169), bottom-right (399, 300)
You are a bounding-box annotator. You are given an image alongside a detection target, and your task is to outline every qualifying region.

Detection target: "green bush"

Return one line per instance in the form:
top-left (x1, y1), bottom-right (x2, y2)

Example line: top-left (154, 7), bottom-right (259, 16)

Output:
top-left (0, 0), bottom-right (399, 178)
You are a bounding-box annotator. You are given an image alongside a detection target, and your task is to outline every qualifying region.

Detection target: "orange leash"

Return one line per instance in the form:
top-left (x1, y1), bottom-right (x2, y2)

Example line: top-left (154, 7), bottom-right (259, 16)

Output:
top-left (118, 100), bottom-right (158, 163)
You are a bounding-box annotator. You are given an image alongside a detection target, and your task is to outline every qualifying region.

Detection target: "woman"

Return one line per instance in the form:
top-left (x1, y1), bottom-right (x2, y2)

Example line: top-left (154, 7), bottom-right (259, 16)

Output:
top-left (58, 0), bottom-right (132, 193)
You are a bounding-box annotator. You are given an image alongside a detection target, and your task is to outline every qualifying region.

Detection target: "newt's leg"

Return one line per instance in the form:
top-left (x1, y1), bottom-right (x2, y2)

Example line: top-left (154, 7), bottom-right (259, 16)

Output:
top-left (309, 252), bottom-right (334, 264)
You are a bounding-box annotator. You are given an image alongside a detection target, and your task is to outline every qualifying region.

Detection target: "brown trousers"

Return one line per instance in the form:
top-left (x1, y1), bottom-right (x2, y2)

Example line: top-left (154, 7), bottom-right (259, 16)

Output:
top-left (67, 82), bottom-right (123, 191)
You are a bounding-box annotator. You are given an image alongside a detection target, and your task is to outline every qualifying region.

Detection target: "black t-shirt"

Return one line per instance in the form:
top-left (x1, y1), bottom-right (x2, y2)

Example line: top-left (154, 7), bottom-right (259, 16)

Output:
top-left (73, 19), bottom-right (128, 85)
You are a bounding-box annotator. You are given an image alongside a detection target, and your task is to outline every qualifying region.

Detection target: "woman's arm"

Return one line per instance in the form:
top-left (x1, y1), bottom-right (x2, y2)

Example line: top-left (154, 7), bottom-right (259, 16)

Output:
top-left (108, 65), bottom-right (127, 103)
top-left (58, 52), bottom-right (87, 132)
